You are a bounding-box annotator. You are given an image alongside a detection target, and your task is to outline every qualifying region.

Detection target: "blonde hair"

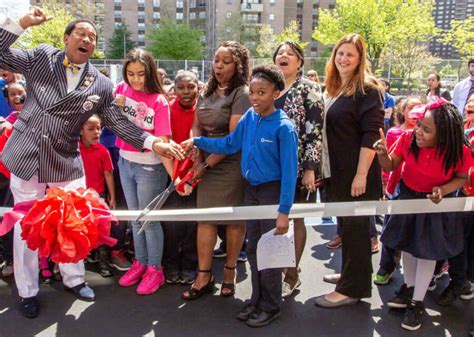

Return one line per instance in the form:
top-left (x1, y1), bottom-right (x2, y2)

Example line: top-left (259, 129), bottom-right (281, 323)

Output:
top-left (324, 33), bottom-right (380, 97)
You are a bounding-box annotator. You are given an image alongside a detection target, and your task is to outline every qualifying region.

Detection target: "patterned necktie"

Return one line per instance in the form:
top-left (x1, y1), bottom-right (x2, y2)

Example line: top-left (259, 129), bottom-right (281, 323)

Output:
top-left (467, 79), bottom-right (474, 108)
top-left (63, 56), bottom-right (81, 74)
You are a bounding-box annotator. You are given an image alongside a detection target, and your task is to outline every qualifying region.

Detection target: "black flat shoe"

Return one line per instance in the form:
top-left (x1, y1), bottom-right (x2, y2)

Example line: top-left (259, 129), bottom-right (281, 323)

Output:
top-left (182, 269), bottom-right (214, 301)
top-left (19, 296), bottom-right (39, 318)
top-left (236, 303), bottom-right (256, 321)
top-left (246, 309), bottom-right (281, 327)
top-left (64, 283), bottom-right (95, 302)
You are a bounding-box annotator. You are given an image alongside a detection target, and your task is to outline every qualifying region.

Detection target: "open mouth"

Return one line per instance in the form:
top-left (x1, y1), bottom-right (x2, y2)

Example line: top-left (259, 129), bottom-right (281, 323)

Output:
top-left (279, 60), bottom-right (289, 67)
top-left (78, 47), bottom-right (88, 53)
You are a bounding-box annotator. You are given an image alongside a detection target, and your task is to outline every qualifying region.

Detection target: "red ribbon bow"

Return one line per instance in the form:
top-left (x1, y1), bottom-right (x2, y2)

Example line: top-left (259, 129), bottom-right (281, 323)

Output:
top-left (408, 96), bottom-right (449, 119)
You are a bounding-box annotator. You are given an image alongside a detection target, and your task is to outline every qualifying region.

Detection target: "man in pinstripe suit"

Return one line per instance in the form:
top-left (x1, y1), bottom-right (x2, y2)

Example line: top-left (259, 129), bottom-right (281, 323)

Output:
top-left (0, 7), bottom-right (184, 318)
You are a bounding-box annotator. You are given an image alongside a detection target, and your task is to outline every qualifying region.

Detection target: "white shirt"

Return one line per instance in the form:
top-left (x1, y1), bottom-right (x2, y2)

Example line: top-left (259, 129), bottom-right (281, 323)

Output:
top-left (453, 76), bottom-right (474, 115)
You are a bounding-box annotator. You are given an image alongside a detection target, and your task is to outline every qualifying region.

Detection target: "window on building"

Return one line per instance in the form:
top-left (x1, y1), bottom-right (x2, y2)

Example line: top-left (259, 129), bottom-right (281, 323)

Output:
top-left (199, 11), bottom-right (206, 19)
top-left (176, 12), bottom-right (184, 20)
top-left (138, 12), bottom-right (145, 19)
top-left (114, 10), bottom-right (121, 18)
top-left (269, 13), bottom-right (274, 20)
top-left (227, 0), bottom-right (233, 4)
top-left (177, 1), bottom-right (184, 8)
top-left (269, 0), bottom-right (275, 5)
top-left (199, 0), bottom-right (206, 7)
top-left (138, 0), bottom-right (145, 4)
top-left (138, 23), bottom-right (145, 29)
top-left (138, 34), bottom-right (145, 42)
top-left (190, 0), bottom-right (196, 8)
top-left (226, 11), bottom-right (232, 18)
top-left (153, 12), bottom-right (160, 19)
top-left (114, 0), bottom-right (121, 4)
top-left (190, 12), bottom-right (196, 19)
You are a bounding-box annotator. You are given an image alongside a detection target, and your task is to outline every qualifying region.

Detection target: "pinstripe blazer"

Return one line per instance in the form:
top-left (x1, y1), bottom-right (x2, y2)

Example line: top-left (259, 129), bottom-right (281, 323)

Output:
top-left (0, 27), bottom-right (150, 183)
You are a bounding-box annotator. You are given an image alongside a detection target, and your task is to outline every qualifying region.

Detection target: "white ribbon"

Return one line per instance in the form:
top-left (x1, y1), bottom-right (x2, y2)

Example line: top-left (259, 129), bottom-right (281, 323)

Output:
top-left (2, 197), bottom-right (471, 223)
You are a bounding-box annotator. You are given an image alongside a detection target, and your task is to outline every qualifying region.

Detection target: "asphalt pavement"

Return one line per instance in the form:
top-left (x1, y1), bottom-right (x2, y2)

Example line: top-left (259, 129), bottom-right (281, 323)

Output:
top-left (0, 219), bottom-right (472, 337)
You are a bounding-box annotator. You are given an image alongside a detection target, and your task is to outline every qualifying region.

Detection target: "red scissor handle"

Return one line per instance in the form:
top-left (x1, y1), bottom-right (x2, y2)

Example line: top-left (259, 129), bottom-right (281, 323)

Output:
top-left (176, 170), bottom-right (199, 193)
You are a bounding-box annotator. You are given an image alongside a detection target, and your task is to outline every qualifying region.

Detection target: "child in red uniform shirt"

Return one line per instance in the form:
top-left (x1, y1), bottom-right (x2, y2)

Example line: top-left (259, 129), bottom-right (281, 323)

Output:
top-left (80, 114), bottom-right (116, 277)
top-left (161, 70), bottom-right (199, 284)
top-left (374, 99), bottom-right (470, 331)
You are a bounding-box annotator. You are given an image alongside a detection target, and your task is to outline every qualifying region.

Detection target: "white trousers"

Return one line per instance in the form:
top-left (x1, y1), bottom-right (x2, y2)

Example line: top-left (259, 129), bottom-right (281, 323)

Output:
top-left (10, 174), bottom-right (87, 298)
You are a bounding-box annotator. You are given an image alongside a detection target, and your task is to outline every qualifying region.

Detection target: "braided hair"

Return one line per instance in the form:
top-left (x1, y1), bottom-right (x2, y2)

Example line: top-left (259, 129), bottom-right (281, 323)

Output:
top-left (409, 103), bottom-right (467, 174)
top-left (204, 41), bottom-right (250, 98)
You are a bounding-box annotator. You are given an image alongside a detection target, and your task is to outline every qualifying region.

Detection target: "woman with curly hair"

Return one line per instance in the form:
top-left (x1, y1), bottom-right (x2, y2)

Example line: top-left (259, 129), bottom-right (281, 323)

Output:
top-left (182, 41), bottom-right (251, 300)
top-left (273, 41), bottom-right (324, 298)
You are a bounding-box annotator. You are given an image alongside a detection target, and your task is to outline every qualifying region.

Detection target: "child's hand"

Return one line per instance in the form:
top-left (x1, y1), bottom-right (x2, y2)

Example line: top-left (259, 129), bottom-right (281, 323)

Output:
top-left (114, 95), bottom-right (125, 109)
top-left (108, 196), bottom-right (117, 210)
top-left (274, 213), bottom-right (289, 235)
top-left (373, 128), bottom-right (388, 155)
top-left (427, 186), bottom-right (444, 204)
top-left (174, 177), bottom-right (193, 196)
top-left (180, 138), bottom-right (195, 155)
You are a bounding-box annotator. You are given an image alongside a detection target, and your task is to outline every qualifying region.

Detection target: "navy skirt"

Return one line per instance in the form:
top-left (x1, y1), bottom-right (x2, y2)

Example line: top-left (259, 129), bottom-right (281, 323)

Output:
top-left (381, 180), bottom-right (464, 260)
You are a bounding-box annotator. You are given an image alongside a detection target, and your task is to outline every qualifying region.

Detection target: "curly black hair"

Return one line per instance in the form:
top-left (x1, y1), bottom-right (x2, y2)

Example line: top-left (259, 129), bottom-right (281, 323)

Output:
top-left (409, 103), bottom-right (467, 174)
top-left (251, 64), bottom-right (285, 91)
top-left (204, 41), bottom-right (250, 98)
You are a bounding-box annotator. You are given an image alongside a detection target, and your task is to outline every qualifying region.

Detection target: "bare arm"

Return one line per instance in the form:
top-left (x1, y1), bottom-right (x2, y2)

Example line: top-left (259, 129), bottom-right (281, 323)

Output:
top-left (104, 170), bottom-right (116, 209)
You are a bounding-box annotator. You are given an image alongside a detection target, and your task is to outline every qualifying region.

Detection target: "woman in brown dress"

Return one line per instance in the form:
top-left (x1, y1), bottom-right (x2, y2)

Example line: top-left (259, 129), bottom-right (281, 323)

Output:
top-left (182, 41), bottom-right (251, 300)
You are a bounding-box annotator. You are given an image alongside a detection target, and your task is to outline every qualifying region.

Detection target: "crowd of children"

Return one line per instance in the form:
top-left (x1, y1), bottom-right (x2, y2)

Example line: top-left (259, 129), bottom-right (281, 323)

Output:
top-left (0, 49), bottom-right (473, 332)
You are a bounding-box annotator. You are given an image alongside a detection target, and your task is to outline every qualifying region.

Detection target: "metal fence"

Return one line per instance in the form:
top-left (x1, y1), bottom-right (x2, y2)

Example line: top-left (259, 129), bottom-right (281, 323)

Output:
top-left (91, 57), bottom-right (471, 95)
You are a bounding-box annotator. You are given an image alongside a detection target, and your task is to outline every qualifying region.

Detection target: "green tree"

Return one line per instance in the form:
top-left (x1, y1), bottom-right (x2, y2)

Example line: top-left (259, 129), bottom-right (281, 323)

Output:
top-left (217, 12), bottom-right (258, 56)
top-left (256, 21), bottom-right (310, 58)
top-left (442, 16), bottom-right (474, 59)
top-left (147, 19), bottom-right (204, 60)
top-left (312, 0), bottom-right (436, 70)
top-left (15, 4), bottom-right (75, 49)
top-left (105, 22), bottom-right (136, 59)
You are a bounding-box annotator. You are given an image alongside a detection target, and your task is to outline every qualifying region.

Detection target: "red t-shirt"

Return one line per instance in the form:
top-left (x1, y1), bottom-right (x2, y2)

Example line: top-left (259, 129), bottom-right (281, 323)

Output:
top-left (463, 122), bottom-right (474, 196)
top-left (80, 141), bottom-right (113, 193)
top-left (170, 98), bottom-right (196, 144)
top-left (394, 131), bottom-right (471, 193)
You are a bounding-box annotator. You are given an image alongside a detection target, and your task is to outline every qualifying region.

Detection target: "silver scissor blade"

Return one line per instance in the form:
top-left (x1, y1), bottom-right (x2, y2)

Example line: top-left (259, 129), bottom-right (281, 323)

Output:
top-left (137, 184), bottom-right (176, 235)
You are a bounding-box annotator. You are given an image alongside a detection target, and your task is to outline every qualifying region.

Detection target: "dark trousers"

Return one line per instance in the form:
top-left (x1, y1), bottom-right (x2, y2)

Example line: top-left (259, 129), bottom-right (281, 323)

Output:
top-left (335, 215), bottom-right (372, 298)
top-left (337, 216), bottom-right (377, 237)
top-left (245, 181), bottom-right (282, 313)
top-left (379, 214), bottom-right (397, 272)
top-left (161, 191), bottom-right (197, 273)
top-left (448, 212), bottom-right (474, 286)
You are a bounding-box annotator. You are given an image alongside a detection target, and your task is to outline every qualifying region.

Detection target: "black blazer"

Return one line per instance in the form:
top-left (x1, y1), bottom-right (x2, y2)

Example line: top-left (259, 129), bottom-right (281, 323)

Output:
top-left (0, 26), bottom-right (149, 183)
top-left (325, 87), bottom-right (384, 202)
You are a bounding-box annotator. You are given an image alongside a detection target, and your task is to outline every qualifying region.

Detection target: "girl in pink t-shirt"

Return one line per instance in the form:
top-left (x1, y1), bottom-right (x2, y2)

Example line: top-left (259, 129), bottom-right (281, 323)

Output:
top-left (374, 100), bottom-right (470, 331)
top-left (115, 49), bottom-right (171, 295)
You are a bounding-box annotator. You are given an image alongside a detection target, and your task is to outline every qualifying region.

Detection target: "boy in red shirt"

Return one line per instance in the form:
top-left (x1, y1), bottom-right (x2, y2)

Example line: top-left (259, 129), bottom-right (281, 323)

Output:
top-left (80, 114), bottom-right (116, 277)
top-left (161, 70), bottom-right (199, 284)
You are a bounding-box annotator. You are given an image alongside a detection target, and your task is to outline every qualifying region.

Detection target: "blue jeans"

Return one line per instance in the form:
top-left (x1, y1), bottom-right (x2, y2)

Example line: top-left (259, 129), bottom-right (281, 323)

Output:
top-left (119, 157), bottom-right (167, 268)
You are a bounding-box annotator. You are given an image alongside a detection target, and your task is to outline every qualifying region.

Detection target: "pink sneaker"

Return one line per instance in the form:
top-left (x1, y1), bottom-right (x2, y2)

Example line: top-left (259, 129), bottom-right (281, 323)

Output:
top-left (118, 260), bottom-right (147, 287)
top-left (136, 266), bottom-right (165, 295)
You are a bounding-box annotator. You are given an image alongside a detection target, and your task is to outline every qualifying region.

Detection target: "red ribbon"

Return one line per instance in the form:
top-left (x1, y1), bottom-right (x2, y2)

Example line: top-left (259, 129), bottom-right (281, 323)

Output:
top-left (408, 96), bottom-right (449, 119)
top-left (172, 157), bottom-right (199, 193)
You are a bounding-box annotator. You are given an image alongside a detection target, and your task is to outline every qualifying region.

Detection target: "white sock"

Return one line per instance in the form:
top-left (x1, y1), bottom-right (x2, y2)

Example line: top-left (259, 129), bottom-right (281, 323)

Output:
top-left (413, 258), bottom-right (436, 302)
top-left (402, 251), bottom-right (416, 287)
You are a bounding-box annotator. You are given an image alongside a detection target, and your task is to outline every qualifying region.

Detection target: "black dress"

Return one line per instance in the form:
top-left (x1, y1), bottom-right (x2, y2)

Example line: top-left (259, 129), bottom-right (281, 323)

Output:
top-left (324, 86), bottom-right (384, 298)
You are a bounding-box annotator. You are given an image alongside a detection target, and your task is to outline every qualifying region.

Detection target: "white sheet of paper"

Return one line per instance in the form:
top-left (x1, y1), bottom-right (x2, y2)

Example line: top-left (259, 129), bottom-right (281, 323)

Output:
top-left (256, 224), bottom-right (295, 271)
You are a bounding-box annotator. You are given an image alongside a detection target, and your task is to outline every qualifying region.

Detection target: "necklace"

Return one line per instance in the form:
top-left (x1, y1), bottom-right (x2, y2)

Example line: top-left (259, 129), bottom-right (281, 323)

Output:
top-left (217, 84), bottom-right (228, 90)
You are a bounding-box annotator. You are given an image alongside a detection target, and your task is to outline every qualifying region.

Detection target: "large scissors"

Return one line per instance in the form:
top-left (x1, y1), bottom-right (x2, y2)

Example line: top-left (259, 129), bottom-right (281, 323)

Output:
top-left (136, 157), bottom-right (198, 235)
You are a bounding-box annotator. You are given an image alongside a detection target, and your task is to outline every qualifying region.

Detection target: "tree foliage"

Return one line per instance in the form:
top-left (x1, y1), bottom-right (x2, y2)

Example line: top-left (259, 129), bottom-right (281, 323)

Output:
top-left (147, 19), bottom-right (205, 60)
top-left (256, 21), bottom-right (309, 58)
top-left (442, 16), bottom-right (474, 59)
top-left (105, 22), bottom-right (136, 59)
top-left (15, 4), bottom-right (75, 49)
top-left (217, 12), bottom-right (258, 56)
top-left (312, 0), bottom-right (437, 69)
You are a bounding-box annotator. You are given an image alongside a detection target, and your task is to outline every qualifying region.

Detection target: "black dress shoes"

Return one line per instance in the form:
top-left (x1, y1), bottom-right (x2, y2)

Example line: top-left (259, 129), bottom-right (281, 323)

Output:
top-left (246, 309), bottom-right (281, 327)
top-left (236, 303), bottom-right (256, 321)
top-left (19, 296), bottom-right (39, 318)
top-left (64, 283), bottom-right (96, 302)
